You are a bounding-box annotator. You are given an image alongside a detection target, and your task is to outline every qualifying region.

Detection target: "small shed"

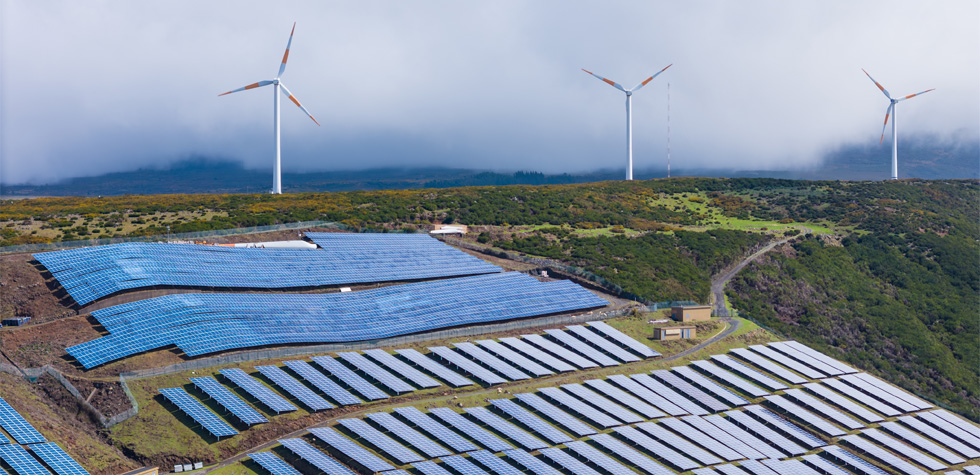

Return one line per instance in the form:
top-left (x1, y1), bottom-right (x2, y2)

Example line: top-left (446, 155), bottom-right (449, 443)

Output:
top-left (653, 326), bottom-right (696, 341)
top-left (671, 305), bottom-right (712, 322)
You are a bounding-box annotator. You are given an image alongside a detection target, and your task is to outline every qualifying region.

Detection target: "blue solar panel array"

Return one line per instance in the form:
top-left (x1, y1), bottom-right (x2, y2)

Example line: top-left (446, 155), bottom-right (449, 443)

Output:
top-left (393, 349), bottom-right (475, 387)
top-left (190, 376), bottom-right (268, 425)
top-left (565, 325), bottom-right (641, 362)
top-left (337, 352), bottom-right (415, 394)
top-left (429, 408), bottom-right (514, 452)
top-left (28, 444), bottom-right (90, 475)
top-left (0, 444), bottom-right (52, 475)
top-left (336, 418), bottom-right (424, 464)
top-left (307, 427), bottom-right (395, 473)
top-left (499, 337), bottom-right (576, 373)
top-left (489, 398), bottom-right (573, 444)
top-left (254, 365), bottom-right (334, 411)
top-left (463, 406), bottom-right (549, 450)
top-left (67, 272), bottom-right (606, 368)
top-left (391, 407), bottom-right (479, 453)
top-left (34, 234), bottom-right (503, 305)
top-left (159, 387), bottom-right (238, 438)
top-left (362, 349), bottom-right (441, 388)
top-left (248, 452), bottom-right (302, 475)
top-left (219, 368), bottom-right (297, 413)
top-left (364, 412), bottom-right (451, 458)
top-left (277, 437), bottom-right (360, 475)
top-left (0, 397), bottom-right (46, 444)
top-left (587, 320), bottom-right (660, 358)
top-left (512, 393), bottom-right (597, 437)
top-left (311, 356), bottom-right (389, 401)
top-left (281, 360), bottom-right (362, 406)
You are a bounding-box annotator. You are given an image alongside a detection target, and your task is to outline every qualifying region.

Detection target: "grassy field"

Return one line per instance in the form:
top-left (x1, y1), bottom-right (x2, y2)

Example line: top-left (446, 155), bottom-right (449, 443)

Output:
top-left (646, 192), bottom-right (840, 236)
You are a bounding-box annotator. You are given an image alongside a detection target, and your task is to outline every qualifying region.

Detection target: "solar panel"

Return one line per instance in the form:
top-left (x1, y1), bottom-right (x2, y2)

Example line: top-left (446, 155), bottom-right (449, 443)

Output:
top-left (537, 387), bottom-right (620, 428)
top-left (67, 272), bottom-right (608, 369)
top-left (896, 415), bottom-right (980, 459)
top-left (764, 395), bottom-right (846, 437)
top-left (590, 432), bottom-right (680, 475)
top-left (962, 467), bottom-right (980, 475)
top-left (464, 406), bottom-right (549, 450)
top-left (277, 437), bottom-right (361, 475)
top-left (28, 444), bottom-right (89, 475)
top-left (635, 421), bottom-right (724, 466)
top-left (658, 417), bottom-right (747, 462)
top-left (0, 430), bottom-right (7, 445)
top-left (489, 399), bottom-right (573, 444)
top-left (723, 410), bottom-right (807, 456)
top-left (710, 354), bottom-right (788, 391)
top-left (311, 356), bottom-right (389, 400)
top-left (412, 461), bottom-right (455, 475)
top-left (566, 440), bottom-right (646, 475)
top-left (916, 411), bottom-right (980, 451)
top-left (544, 329), bottom-right (620, 366)
top-left (190, 376), bottom-right (267, 425)
top-left (0, 397), bottom-right (46, 444)
top-left (453, 343), bottom-right (531, 381)
top-left (651, 370), bottom-right (730, 413)
top-left (391, 407), bottom-right (479, 453)
top-left (742, 405), bottom-right (825, 449)
top-left (539, 447), bottom-right (603, 475)
top-left (702, 414), bottom-right (785, 459)
top-left (476, 340), bottom-right (554, 377)
top-left (468, 450), bottom-right (524, 475)
top-left (159, 387), bottom-right (238, 438)
top-left (766, 342), bottom-right (842, 376)
top-left (513, 393), bottom-right (597, 437)
top-left (841, 434), bottom-right (929, 475)
top-left (821, 377), bottom-right (900, 417)
top-left (428, 408), bottom-right (514, 452)
top-left (337, 352), bottom-right (416, 393)
top-left (691, 360), bottom-right (770, 397)
top-left (587, 320), bottom-right (660, 358)
top-left (381, 470), bottom-right (411, 475)
top-left (307, 426), bottom-right (396, 472)
top-left (249, 452), bottom-right (303, 475)
top-left (365, 412), bottom-right (452, 458)
top-left (521, 333), bottom-right (599, 369)
top-left (821, 445), bottom-right (892, 475)
top-left (0, 444), bottom-right (52, 475)
top-left (499, 336), bottom-right (576, 372)
top-left (612, 425), bottom-right (700, 471)
top-left (849, 373), bottom-right (932, 410)
top-left (565, 325), bottom-right (641, 362)
top-left (254, 365), bottom-right (334, 411)
top-left (393, 349), bottom-right (475, 387)
top-left (630, 373), bottom-right (707, 415)
top-left (693, 469), bottom-right (717, 475)
top-left (747, 345), bottom-right (825, 380)
top-left (715, 464), bottom-right (751, 475)
top-left (762, 459), bottom-right (822, 475)
top-left (36, 235), bottom-right (505, 305)
top-left (777, 341), bottom-right (858, 374)
top-left (363, 349), bottom-right (441, 388)
top-left (583, 379), bottom-right (665, 419)
top-left (218, 369), bottom-right (297, 413)
top-left (504, 449), bottom-right (563, 475)
top-left (427, 347), bottom-right (507, 385)
top-left (783, 388), bottom-right (864, 430)
top-left (606, 374), bottom-right (687, 416)
top-left (860, 428), bottom-right (947, 471)
top-left (672, 366), bottom-right (750, 406)
top-left (561, 383), bottom-right (644, 424)
top-left (836, 374), bottom-right (917, 414)
top-left (802, 383), bottom-right (883, 424)
top-left (440, 455), bottom-right (492, 475)
top-left (729, 348), bottom-right (808, 385)
top-left (801, 454), bottom-right (852, 475)
top-left (739, 459), bottom-right (781, 475)
top-left (924, 409), bottom-right (977, 436)
top-left (336, 418), bottom-right (424, 464)
top-left (282, 360), bottom-right (362, 406)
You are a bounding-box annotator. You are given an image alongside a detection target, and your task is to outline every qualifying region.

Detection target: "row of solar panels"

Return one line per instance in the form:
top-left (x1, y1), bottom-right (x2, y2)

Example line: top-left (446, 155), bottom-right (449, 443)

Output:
top-left (0, 398), bottom-right (89, 475)
top-left (158, 321), bottom-right (660, 438)
top-left (66, 271), bottom-right (610, 369)
top-left (34, 233), bottom-right (504, 305)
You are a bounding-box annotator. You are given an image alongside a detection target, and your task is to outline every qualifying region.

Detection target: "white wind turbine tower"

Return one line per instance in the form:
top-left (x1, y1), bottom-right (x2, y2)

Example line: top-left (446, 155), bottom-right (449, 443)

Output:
top-left (862, 69), bottom-right (934, 180)
top-left (582, 64), bottom-right (671, 180)
top-left (220, 23), bottom-right (320, 194)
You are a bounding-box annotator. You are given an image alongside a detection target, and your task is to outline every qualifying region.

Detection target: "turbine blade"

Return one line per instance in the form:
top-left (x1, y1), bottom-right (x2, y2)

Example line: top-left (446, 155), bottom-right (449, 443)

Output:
top-left (879, 103), bottom-right (893, 144)
top-left (278, 22), bottom-right (296, 78)
top-left (896, 88), bottom-right (935, 101)
top-left (279, 82), bottom-right (320, 126)
top-left (630, 64), bottom-right (672, 92)
top-left (582, 69), bottom-right (626, 92)
top-left (218, 80), bottom-right (274, 96)
top-left (862, 68), bottom-right (891, 99)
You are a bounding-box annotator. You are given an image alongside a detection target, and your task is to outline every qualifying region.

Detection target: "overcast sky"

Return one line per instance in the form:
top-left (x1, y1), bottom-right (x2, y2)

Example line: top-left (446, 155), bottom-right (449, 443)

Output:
top-left (1, 1), bottom-right (977, 185)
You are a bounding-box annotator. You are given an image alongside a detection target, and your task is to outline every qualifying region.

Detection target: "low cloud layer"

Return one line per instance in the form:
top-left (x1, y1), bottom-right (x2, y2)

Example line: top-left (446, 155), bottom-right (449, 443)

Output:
top-left (2, 1), bottom-right (977, 185)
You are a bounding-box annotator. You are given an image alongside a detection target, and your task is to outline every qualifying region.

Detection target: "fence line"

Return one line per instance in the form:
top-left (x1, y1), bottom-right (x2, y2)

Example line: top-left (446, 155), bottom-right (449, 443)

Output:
top-left (0, 220), bottom-right (348, 254)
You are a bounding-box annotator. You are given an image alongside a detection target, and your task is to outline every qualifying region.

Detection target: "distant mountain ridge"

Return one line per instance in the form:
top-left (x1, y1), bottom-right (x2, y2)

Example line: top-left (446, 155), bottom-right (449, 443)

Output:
top-left (2, 137), bottom-right (976, 197)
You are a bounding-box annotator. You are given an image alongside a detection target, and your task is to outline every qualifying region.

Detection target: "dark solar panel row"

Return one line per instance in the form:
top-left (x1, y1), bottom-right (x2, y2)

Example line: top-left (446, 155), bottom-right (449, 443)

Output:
top-left (159, 388), bottom-right (238, 438)
top-left (537, 386), bottom-right (621, 428)
top-left (783, 388), bottom-right (864, 430)
top-left (0, 444), bottom-right (52, 475)
top-left (68, 272), bottom-right (608, 368)
top-left (513, 393), bottom-right (597, 437)
top-left (365, 412), bottom-right (451, 459)
top-left (311, 356), bottom-right (390, 401)
top-left (606, 374), bottom-right (688, 416)
top-left (728, 348), bottom-right (808, 385)
top-left (335, 418), bottom-right (424, 464)
top-left (190, 376), bottom-right (268, 425)
top-left (630, 373), bottom-right (707, 415)
top-left (489, 399), bottom-right (573, 445)
top-left (544, 329), bottom-right (620, 367)
top-left (453, 343), bottom-right (531, 381)
top-left (765, 395), bottom-right (847, 437)
top-left (27, 444), bottom-right (89, 475)
top-left (308, 426), bottom-right (396, 472)
top-left (590, 432), bottom-right (679, 475)
top-left (391, 407), bottom-right (479, 453)
top-left (0, 397), bottom-right (46, 444)
top-left (680, 415), bottom-right (765, 460)
top-left (277, 437), bottom-right (360, 475)
top-left (748, 345), bottom-right (825, 380)
top-left (429, 408), bottom-right (514, 452)
top-left (612, 425), bottom-right (700, 471)
top-left (565, 325), bottom-right (641, 362)
top-left (35, 234), bottom-right (503, 305)
top-left (500, 337), bottom-right (576, 372)
top-left (561, 384), bottom-right (644, 424)
top-left (566, 441), bottom-right (642, 475)
top-left (672, 366), bottom-right (750, 406)
top-left (723, 409), bottom-right (807, 456)
top-left (703, 414), bottom-right (784, 459)
top-left (584, 379), bottom-right (665, 419)
top-left (802, 382), bottom-right (883, 424)
top-left (539, 447), bottom-right (603, 475)
top-left (393, 349), bottom-right (475, 387)
top-left (821, 377), bottom-right (900, 417)
top-left (652, 370), bottom-right (730, 413)
top-left (690, 360), bottom-right (770, 397)
top-left (767, 342), bottom-right (842, 376)
top-left (219, 368), bottom-right (297, 413)
top-left (587, 320), bottom-right (660, 358)
top-left (504, 449), bottom-right (563, 475)
top-left (248, 452), bottom-right (302, 475)
top-left (841, 434), bottom-right (929, 475)
top-left (635, 421), bottom-right (723, 466)
top-left (255, 365), bottom-right (334, 411)
top-left (282, 360), bottom-right (362, 406)
top-left (475, 340), bottom-right (554, 377)
top-left (363, 349), bottom-right (441, 388)
top-left (895, 416), bottom-right (980, 459)
top-left (710, 354), bottom-right (788, 391)
top-left (742, 405), bottom-right (826, 448)
top-left (464, 407), bottom-right (549, 450)
top-left (658, 417), bottom-right (745, 462)
top-left (337, 352), bottom-right (415, 393)
top-left (521, 334), bottom-right (599, 369)
top-left (860, 428), bottom-right (947, 471)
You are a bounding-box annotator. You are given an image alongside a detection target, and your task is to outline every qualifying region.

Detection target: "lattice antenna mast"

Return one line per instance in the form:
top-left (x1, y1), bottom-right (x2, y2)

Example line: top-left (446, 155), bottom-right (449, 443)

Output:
top-left (667, 82), bottom-right (671, 178)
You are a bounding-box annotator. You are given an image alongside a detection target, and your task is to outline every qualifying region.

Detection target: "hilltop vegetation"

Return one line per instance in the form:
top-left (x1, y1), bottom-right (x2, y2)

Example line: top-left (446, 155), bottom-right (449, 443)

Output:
top-left (2, 177), bottom-right (978, 419)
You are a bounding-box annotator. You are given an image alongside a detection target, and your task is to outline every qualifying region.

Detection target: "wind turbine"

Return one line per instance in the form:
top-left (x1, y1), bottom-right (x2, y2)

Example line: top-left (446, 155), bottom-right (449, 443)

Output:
top-left (862, 69), bottom-right (934, 180)
top-left (220, 23), bottom-right (320, 194)
top-left (582, 64), bottom-right (671, 180)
